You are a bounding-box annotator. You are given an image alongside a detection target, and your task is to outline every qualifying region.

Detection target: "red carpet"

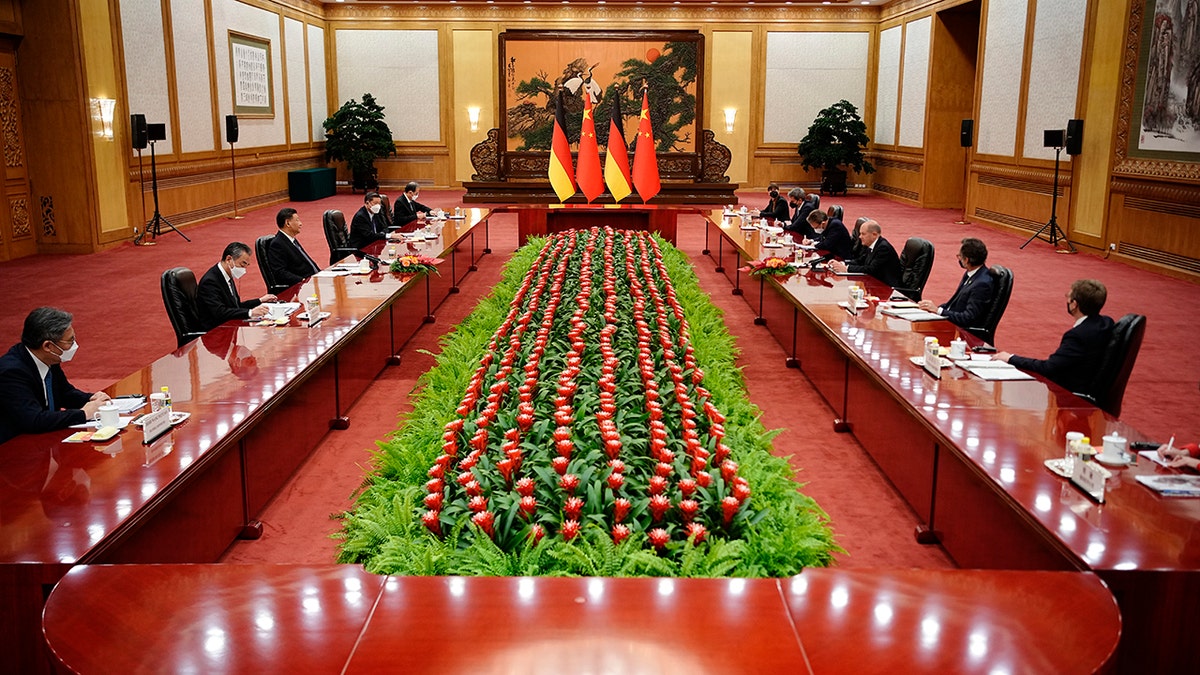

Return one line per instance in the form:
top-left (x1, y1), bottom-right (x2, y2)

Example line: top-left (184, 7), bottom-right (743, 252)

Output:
top-left (2, 189), bottom-right (1193, 569)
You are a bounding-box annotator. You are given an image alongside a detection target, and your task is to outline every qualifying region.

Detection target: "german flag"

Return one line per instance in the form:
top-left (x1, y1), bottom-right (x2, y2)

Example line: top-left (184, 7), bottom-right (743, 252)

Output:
top-left (575, 93), bottom-right (604, 203)
top-left (603, 89), bottom-right (633, 202)
top-left (631, 89), bottom-right (661, 203)
top-left (548, 89), bottom-right (576, 203)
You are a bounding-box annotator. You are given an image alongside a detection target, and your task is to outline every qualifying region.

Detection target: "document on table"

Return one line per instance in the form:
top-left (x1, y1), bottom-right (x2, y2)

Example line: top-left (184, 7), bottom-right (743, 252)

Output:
top-left (833, 270), bottom-right (867, 276)
top-left (108, 396), bottom-right (146, 414)
top-left (1139, 450), bottom-right (1171, 467)
top-left (315, 269), bottom-right (353, 277)
top-left (880, 307), bottom-right (948, 321)
top-left (958, 361), bottom-right (1035, 381)
top-left (1135, 474), bottom-right (1200, 497)
top-left (70, 417), bottom-right (135, 430)
top-left (262, 302), bottom-right (302, 315)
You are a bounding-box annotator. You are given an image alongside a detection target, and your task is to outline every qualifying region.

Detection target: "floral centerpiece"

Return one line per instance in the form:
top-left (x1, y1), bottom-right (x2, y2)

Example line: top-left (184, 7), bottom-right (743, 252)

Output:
top-left (739, 257), bottom-right (798, 277)
top-left (337, 227), bottom-right (836, 577)
top-left (390, 254), bottom-right (443, 276)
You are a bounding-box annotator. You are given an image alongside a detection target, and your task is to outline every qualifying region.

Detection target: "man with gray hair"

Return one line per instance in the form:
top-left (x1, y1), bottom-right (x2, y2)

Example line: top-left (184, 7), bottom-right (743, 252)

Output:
top-left (392, 181), bottom-right (434, 229)
top-left (0, 307), bottom-right (110, 444)
top-left (784, 187), bottom-right (817, 238)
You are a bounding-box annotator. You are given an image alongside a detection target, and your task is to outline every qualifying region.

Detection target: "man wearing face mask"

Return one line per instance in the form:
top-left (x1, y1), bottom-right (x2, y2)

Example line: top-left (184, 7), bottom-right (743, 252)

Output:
top-left (0, 307), bottom-right (111, 444)
top-left (783, 187), bottom-right (817, 238)
top-left (995, 279), bottom-right (1115, 396)
top-left (761, 183), bottom-right (790, 223)
top-left (196, 242), bottom-right (278, 332)
top-left (917, 238), bottom-right (994, 338)
top-left (349, 192), bottom-right (389, 252)
top-left (392, 181), bottom-right (433, 229)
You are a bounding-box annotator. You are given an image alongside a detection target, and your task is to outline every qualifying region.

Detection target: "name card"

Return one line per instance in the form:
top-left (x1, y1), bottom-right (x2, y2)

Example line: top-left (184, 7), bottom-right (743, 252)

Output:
top-left (922, 342), bottom-right (942, 379)
top-left (1071, 460), bottom-right (1109, 503)
top-left (141, 407), bottom-right (172, 445)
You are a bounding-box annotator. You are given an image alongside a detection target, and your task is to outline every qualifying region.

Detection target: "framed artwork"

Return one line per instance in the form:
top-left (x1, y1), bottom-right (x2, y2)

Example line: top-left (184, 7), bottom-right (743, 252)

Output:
top-left (499, 30), bottom-right (703, 157)
top-left (1128, 0), bottom-right (1200, 161)
top-left (229, 31), bottom-right (274, 118)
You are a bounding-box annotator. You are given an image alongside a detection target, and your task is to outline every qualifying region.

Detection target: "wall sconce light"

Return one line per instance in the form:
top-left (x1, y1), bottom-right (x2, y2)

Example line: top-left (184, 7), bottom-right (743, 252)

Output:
top-left (467, 106), bottom-right (481, 132)
top-left (91, 97), bottom-right (117, 140)
top-left (723, 108), bottom-right (736, 134)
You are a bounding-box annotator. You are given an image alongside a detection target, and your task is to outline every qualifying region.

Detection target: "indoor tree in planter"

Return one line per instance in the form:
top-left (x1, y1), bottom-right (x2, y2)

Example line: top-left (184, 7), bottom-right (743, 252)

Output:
top-left (796, 100), bottom-right (874, 196)
top-left (323, 93), bottom-right (396, 192)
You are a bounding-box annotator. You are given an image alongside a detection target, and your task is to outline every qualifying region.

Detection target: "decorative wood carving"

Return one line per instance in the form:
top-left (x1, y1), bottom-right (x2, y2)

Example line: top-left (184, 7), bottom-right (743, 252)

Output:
top-left (470, 128), bottom-right (501, 181)
top-left (10, 197), bottom-right (28, 238)
top-left (39, 195), bottom-right (54, 237)
top-left (700, 129), bottom-right (731, 183)
top-left (972, 163), bottom-right (1073, 189)
top-left (0, 66), bottom-right (23, 168)
top-left (1114, 0), bottom-right (1200, 184)
top-left (326, 5), bottom-right (879, 23)
top-left (1110, 178), bottom-right (1200, 203)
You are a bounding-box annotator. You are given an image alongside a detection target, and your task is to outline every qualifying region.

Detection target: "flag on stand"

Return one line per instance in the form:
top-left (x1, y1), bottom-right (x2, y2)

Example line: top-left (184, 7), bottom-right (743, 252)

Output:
top-left (575, 93), bottom-right (604, 202)
top-left (631, 89), bottom-right (661, 203)
top-left (603, 90), bottom-right (633, 202)
top-left (548, 89), bottom-right (576, 203)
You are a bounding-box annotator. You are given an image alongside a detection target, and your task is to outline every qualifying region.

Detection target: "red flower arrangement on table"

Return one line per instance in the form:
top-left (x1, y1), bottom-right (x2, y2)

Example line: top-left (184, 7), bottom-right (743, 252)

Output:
top-left (390, 254), bottom-right (443, 276)
top-left (739, 257), bottom-right (798, 278)
top-left (421, 227), bottom-right (754, 552)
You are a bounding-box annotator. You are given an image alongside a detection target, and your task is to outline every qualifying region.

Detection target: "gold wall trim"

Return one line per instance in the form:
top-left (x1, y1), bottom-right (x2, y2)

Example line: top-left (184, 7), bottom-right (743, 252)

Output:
top-left (1124, 196), bottom-right (1200, 220)
top-left (128, 149), bottom-right (323, 182)
top-left (974, 207), bottom-right (1042, 231)
top-left (326, 5), bottom-right (881, 23)
top-left (874, 183), bottom-right (919, 201)
top-left (974, 163), bottom-right (1072, 190)
top-left (1110, 178), bottom-right (1200, 204)
top-left (1117, 241), bottom-right (1200, 274)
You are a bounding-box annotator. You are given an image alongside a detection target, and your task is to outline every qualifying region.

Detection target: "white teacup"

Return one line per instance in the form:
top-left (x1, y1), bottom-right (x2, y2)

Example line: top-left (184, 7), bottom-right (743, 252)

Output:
top-left (96, 403), bottom-right (120, 428)
top-left (1100, 434), bottom-right (1127, 461)
top-left (949, 339), bottom-right (968, 359)
top-left (269, 304), bottom-right (287, 321)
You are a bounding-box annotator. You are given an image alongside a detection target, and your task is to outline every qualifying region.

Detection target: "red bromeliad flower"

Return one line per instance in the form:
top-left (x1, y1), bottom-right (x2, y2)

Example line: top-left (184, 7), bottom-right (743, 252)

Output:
top-left (649, 494), bottom-right (671, 522)
top-left (422, 510), bottom-right (442, 536)
top-left (560, 519), bottom-right (581, 541)
top-left (559, 473), bottom-right (580, 494)
top-left (685, 522), bottom-right (707, 544)
top-left (613, 497), bottom-right (631, 523)
top-left (649, 528), bottom-right (670, 550)
top-left (414, 228), bottom-right (756, 556)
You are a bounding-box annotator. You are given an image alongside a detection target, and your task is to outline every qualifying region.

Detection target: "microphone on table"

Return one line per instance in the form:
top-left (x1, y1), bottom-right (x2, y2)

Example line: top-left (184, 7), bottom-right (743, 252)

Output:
top-left (357, 251), bottom-right (383, 269)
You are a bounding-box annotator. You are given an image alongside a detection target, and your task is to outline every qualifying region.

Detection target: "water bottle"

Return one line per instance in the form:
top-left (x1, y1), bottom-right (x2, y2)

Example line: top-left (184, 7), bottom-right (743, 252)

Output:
top-left (1064, 431), bottom-right (1084, 475)
top-left (160, 385), bottom-right (172, 414)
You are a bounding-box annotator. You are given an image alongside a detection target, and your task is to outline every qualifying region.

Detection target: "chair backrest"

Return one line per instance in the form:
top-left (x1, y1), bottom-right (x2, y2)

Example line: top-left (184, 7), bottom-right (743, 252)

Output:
top-left (809, 194), bottom-right (820, 211)
top-left (973, 264), bottom-right (1013, 345)
top-left (1088, 314), bottom-right (1146, 417)
top-left (323, 209), bottom-right (351, 265)
top-left (380, 195), bottom-right (393, 228)
top-left (827, 205), bottom-right (844, 221)
top-left (255, 234), bottom-right (283, 293)
top-left (897, 237), bottom-right (935, 301)
top-left (161, 267), bottom-right (204, 348)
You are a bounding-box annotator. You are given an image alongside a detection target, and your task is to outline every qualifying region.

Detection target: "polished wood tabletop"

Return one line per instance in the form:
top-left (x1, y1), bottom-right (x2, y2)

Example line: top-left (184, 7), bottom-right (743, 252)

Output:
top-left (0, 209), bottom-right (491, 567)
top-left (42, 565), bottom-right (1120, 674)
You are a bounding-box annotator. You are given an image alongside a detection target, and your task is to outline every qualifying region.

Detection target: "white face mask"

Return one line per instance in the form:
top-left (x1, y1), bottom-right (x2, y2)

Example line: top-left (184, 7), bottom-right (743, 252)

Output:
top-left (53, 339), bottom-right (79, 363)
top-left (369, 203), bottom-right (381, 215)
top-left (230, 265), bottom-right (247, 280)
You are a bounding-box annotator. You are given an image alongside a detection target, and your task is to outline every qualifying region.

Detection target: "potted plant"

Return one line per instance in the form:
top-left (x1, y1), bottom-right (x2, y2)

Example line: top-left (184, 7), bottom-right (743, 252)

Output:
top-left (796, 100), bottom-right (875, 196)
top-left (322, 93), bottom-right (396, 192)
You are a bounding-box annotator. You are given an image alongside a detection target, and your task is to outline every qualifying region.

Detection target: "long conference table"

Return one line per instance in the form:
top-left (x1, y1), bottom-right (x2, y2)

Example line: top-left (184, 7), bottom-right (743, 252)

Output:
top-left (704, 213), bottom-right (1200, 673)
top-left (0, 208), bottom-right (1155, 673)
top-left (0, 211), bottom-right (492, 674)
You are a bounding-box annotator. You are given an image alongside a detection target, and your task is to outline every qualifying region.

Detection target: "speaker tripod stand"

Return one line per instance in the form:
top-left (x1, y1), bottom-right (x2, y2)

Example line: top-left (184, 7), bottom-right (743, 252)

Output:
top-left (1021, 145), bottom-right (1075, 253)
top-left (134, 138), bottom-right (189, 245)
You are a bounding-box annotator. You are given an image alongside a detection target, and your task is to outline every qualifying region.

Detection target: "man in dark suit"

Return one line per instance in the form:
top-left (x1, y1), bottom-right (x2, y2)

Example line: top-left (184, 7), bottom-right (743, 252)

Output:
top-left (760, 183), bottom-right (790, 223)
top-left (828, 220), bottom-right (903, 288)
top-left (196, 242), bottom-right (277, 332)
top-left (392, 181), bottom-right (433, 229)
top-left (266, 207), bottom-right (321, 290)
top-left (0, 307), bottom-right (110, 444)
top-left (783, 187), bottom-right (816, 238)
top-left (348, 192), bottom-right (388, 252)
top-left (996, 279), bottom-right (1115, 395)
top-left (918, 238), bottom-right (994, 337)
top-left (806, 211), bottom-right (853, 260)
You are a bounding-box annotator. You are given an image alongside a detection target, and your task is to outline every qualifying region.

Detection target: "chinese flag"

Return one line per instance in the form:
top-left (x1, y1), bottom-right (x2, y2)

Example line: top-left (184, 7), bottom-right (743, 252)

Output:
top-left (575, 93), bottom-right (604, 202)
top-left (631, 89), bottom-right (660, 203)
top-left (603, 90), bottom-right (633, 202)
top-left (548, 89), bottom-right (576, 203)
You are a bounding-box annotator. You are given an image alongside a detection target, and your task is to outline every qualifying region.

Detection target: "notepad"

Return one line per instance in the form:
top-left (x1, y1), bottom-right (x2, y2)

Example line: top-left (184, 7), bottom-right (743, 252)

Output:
top-left (1135, 474), bottom-right (1200, 497)
top-left (958, 361), bottom-right (1035, 381)
top-left (880, 308), bottom-right (948, 321)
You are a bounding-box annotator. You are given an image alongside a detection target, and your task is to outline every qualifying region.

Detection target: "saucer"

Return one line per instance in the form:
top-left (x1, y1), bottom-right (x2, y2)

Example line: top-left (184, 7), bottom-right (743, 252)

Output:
top-left (1094, 453), bottom-right (1134, 467)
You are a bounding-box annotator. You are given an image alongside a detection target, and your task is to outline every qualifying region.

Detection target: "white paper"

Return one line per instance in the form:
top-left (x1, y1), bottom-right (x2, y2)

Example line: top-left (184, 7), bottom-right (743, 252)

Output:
top-left (1138, 450), bottom-right (1172, 467)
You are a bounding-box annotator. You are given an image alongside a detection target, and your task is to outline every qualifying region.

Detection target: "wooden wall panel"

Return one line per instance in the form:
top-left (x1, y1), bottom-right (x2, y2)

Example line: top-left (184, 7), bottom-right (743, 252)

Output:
top-left (871, 151), bottom-right (924, 204)
top-left (969, 162), bottom-right (1073, 238)
top-left (1107, 181), bottom-right (1200, 278)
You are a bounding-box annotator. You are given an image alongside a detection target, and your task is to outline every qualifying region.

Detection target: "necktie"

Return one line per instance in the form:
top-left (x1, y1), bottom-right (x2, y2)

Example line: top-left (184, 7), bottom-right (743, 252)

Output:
top-left (295, 239), bottom-right (319, 274)
top-left (44, 370), bottom-right (55, 411)
top-left (229, 277), bottom-right (240, 303)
